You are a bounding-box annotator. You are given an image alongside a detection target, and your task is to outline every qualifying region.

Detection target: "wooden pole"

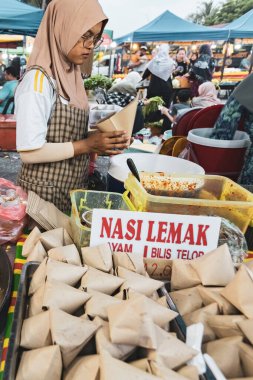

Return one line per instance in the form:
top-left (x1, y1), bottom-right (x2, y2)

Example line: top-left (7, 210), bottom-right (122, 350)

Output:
top-left (220, 40), bottom-right (228, 81)
top-left (248, 47), bottom-right (253, 74)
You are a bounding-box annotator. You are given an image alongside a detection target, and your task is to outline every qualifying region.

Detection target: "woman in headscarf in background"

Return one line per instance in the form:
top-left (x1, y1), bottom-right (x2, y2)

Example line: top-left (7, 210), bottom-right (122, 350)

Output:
top-left (15, 0), bottom-right (131, 213)
top-left (142, 44), bottom-right (175, 131)
top-left (192, 81), bottom-right (221, 108)
top-left (188, 44), bottom-right (215, 97)
top-left (211, 74), bottom-right (253, 185)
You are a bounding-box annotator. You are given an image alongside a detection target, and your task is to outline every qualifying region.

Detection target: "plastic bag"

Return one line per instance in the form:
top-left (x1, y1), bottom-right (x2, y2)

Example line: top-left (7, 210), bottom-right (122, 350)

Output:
top-left (0, 178), bottom-right (28, 245)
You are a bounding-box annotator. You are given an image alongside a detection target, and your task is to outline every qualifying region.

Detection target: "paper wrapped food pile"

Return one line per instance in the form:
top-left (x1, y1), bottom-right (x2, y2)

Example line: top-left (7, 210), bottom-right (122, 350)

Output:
top-left (15, 227), bottom-right (206, 380)
top-left (169, 243), bottom-right (253, 379)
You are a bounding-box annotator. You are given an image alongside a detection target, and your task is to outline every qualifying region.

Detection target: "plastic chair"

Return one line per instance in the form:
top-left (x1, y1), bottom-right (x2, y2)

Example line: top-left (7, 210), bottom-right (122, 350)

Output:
top-left (186, 104), bottom-right (224, 134)
top-left (2, 97), bottom-right (14, 115)
top-left (172, 107), bottom-right (202, 136)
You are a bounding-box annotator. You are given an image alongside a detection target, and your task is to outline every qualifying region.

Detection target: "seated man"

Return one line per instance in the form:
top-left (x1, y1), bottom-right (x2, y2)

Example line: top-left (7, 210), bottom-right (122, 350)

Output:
top-left (0, 66), bottom-right (18, 114)
top-left (160, 89), bottom-right (192, 124)
top-left (239, 53), bottom-right (252, 71)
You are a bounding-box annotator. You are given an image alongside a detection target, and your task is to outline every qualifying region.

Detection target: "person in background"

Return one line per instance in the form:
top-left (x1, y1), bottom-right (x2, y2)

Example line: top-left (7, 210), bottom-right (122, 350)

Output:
top-left (15, 0), bottom-right (131, 213)
top-left (210, 73), bottom-right (253, 185)
top-left (239, 53), bottom-right (252, 71)
top-left (128, 46), bottom-right (149, 74)
top-left (160, 89), bottom-right (192, 124)
top-left (191, 81), bottom-right (221, 108)
top-left (0, 66), bottom-right (18, 114)
top-left (173, 47), bottom-right (190, 77)
top-left (188, 44), bottom-right (215, 96)
top-left (189, 51), bottom-right (198, 68)
top-left (142, 44), bottom-right (175, 131)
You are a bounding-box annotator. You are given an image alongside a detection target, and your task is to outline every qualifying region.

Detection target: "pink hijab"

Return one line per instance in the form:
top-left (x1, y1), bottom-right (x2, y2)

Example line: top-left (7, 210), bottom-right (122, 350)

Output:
top-left (27, 0), bottom-right (108, 109)
top-left (192, 82), bottom-right (221, 108)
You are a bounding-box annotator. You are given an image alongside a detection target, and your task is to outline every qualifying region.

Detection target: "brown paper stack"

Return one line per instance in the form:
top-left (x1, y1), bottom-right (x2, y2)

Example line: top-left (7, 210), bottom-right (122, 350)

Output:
top-left (191, 244), bottom-right (235, 286)
top-left (26, 191), bottom-right (73, 237)
top-left (20, 311), bottom-right (52, 349)
top-left (204, 336), bottom-right (244, 378)
top-left (95, 317), bottom-right (136, 360)
top-left (50, 309), bottom-right (98, 368)
top-left (207, 314), bottom-right (245, 339)
top-left (221, 265), bottom-right (253, 318)
top-left (81, 267), bottom-right (125, 295)
top-left (183, 303), bottom-right (219, 342)
top-left (48, 244), bottom-right (82, 266)
top-left (197, 285), bottom-right (238, 315)
top-left (171, 260), bottom-right (200, 290)
top-left (169, 287), bottom-right (203, 316)
top-left (63, 355), bottom-right (100, 380)
top-left (117, 266), bottom-right (164, 296)
top-left (100, 350), bottom-right (160, 380)
top-left (85, 290), bottom-right (122, 320)
top-left (22, 226), bottom-right (41, 257)
top-left (81, 243), bottom-right (113, 272)
top-left (16, 345), bottom-right (62, 380)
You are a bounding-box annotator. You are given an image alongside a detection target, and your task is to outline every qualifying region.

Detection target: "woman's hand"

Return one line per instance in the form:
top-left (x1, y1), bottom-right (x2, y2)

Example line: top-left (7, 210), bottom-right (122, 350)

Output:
top-left (73, 130), bottom-right (131, 156)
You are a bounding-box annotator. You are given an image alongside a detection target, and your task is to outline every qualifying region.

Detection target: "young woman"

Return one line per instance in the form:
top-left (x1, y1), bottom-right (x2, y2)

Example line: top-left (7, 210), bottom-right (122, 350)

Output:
top-left (15, 0), bottom-right (130, 212)
top-left (191, 81), bottom-right (221, 108)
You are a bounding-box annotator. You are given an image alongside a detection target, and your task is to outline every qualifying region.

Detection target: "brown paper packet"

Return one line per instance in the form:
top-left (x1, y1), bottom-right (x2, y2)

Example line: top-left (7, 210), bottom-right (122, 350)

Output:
top-left (20, 310), bottom-right (51, 349)
top-left (228, 378), bottom-right (253, 380)
top-left (204, 336), bottom-right (244, 378)
top-left (42, 280), bottom-right (91, 314)
top-left (191, 244), bottom-right (235, 286)
top-left (81, 243), bottom-right (113, 272)
top-left (144, 259), bottom-right (173, 280)
top-left (130, 359), bottom-right (151, 372)
top-left (22, 226), bottom-right (41, 257)
top-left (85, 289), bottom-right (122, 320)
top-left (50, 309), bottom-right (98, 368)
top-left (238, 319), bottom-right (253, 345)
top-left (26, 240), bottom-right (47, 263)
top-left (45, 258), bottom-right (87, 286)
top-left (113, 252), bottom-right (146, 275)
top-left (40, 227), bottom-right (65, 250)
top-left (29, 284), bottom-right (45, 317)
top-left (169, 287), bottom-right (203, 316)
top-left (183, 303), bottom-right (219, 343)
top-left (117, 266), bottom-right (164, 297)
top-left (63, 355), bottom-right (100, 380)
top-left (16, 345), bottom-right (62, 380)
top-left (48, 244), bottom-right (81, 266)
top-left (148, 325), bottom-right (198, 370)
top-left (156, 296), bottom-right (168, 307)
top-left (126, 290), bottom-right (178, 328)
top-left (177, 365), bottom-right (199, 380)
top-left (100, 351), bottom-right (160, 380)
top-left (197, 285), bottom-right (238, 315)
top-left (171, 260), bottom-right (200, 290)
top-left (94, 316), bottom-right (136, 360)
top-left (150, 360), bottom-right (189, 380)
top-left (107, 296), bottom-right (157, 349)
top-left (221, 265), bottom-right (253, 318)
top-left (239, 342), bottom-right (253, 377)
top-left (207, 315), bottom-right (245, 339)
top-left (29, 257), bottom-right (47, 296)
top-left (81, 267), bottom-right (125, 295)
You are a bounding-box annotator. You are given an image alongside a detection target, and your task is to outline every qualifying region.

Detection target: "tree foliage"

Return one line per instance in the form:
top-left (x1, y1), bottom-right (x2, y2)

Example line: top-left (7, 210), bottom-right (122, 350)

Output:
top-left (188, 0), bottom-right (253, 25)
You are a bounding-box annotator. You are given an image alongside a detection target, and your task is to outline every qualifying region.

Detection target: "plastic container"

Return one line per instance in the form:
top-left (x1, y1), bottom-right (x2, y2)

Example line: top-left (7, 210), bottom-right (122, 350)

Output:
top-left (187, 128), bottom-right (251, 181)
top-left (108, 153), bottom-right (205, 193)
top-left (124, 173), bottom-right (253, 233)
top-left (70, 190), bottom-right (134, 248)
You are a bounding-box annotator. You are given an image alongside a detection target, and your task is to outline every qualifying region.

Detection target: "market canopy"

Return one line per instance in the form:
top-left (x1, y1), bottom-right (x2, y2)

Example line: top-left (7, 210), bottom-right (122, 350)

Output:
top-left (0, 0), bottom-right (43, 37)
top-left (115, 10), bottom-right (229, 44)
top-left (221, 9), bottom-right (253, 39)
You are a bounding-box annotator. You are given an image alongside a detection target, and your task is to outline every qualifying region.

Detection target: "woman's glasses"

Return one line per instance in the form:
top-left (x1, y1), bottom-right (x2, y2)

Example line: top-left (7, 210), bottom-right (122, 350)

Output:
top-left (80, 31), bottom-right (104, 50)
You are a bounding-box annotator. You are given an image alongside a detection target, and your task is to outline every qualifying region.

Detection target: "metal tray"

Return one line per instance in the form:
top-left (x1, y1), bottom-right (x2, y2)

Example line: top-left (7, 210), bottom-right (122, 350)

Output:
top-left (0, 247), bottom-right (13, 334)
top-left (3, 261), bottom-right (38, 380)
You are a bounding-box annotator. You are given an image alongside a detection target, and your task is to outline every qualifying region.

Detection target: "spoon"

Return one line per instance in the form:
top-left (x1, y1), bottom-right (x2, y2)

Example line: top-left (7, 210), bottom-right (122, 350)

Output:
top-left (127, 158), bottom-right (141, 182)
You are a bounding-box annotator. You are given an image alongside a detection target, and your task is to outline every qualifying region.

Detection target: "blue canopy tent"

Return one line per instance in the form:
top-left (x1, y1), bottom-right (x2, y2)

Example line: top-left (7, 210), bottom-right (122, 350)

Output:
top-left (221, 9), bottom-right (253, 38)
top-left (115, 10), bottom-right (229, 44)
top-left (0, 0), bottom-right (43, 37)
